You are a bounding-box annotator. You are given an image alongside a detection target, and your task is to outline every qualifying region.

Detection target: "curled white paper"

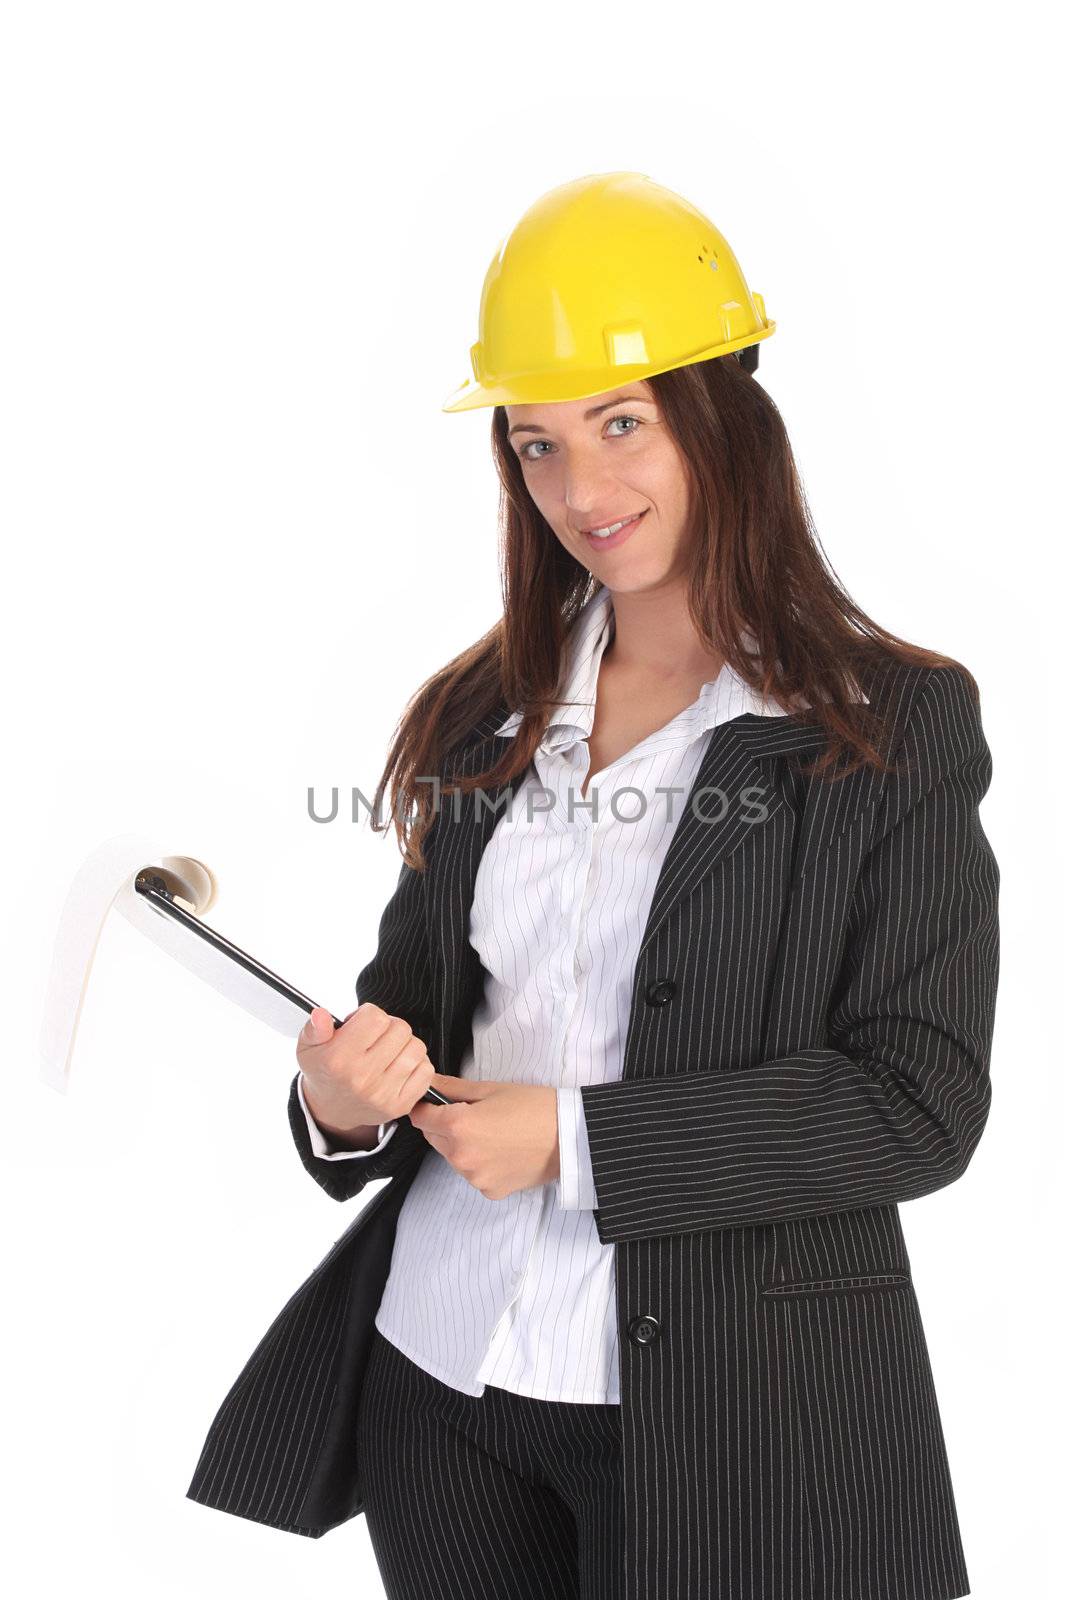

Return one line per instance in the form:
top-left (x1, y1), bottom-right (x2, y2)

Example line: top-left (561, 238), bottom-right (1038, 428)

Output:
top-left (39, 834), bottom-right (318, 1093)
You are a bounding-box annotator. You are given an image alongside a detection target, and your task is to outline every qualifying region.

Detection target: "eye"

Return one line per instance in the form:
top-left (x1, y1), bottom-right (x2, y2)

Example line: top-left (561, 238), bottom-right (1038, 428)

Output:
top-left (518, 439), bottom-right (553, 463)
top-left (606, 414), bottom-right (642, 438)
top-left (517, 413), bottom-right (644, 464)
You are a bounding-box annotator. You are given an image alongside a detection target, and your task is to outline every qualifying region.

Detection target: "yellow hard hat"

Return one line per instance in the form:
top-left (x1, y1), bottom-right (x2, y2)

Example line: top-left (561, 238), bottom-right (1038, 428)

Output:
top-left (441, 170), bottom-right (775, 413)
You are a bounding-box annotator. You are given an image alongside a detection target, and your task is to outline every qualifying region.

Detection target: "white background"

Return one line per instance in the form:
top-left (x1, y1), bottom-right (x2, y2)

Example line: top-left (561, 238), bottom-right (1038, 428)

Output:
top-left (3, 2), bottom-right (1062, 1595)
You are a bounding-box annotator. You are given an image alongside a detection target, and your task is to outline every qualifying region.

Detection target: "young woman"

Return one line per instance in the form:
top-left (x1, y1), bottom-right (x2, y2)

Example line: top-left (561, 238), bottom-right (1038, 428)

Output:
top-left (189, 173), bottom-right (999, 1600)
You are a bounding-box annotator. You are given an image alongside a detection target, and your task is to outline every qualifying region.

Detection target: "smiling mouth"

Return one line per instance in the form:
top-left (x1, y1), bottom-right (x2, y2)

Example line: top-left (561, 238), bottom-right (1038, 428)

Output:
top-left (581, 509), bottom-right (647, 540)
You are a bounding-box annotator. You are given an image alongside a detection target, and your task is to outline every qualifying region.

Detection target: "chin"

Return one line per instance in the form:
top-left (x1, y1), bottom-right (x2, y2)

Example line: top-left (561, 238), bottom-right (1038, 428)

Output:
top-left (594, 559), bottom-right (673, 593)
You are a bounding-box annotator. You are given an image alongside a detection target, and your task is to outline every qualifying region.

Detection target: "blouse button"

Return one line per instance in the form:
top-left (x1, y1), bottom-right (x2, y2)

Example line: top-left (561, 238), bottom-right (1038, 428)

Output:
top-left (645, 978), bottom-right (676, 1006)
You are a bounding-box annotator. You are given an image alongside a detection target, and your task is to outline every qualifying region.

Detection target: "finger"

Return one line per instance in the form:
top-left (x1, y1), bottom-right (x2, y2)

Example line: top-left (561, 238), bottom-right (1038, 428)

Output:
top-left (431, 1074), bottom-right (495, 1101)
top-left (301, 1006), bottom-right (334, 1048)
top-left (409, 1101), bottom-right (462, 1134)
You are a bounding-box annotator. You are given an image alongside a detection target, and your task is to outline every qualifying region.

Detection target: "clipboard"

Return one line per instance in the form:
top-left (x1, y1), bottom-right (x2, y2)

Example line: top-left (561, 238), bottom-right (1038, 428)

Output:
top-left (132, 868), bottom-right (453, 1106)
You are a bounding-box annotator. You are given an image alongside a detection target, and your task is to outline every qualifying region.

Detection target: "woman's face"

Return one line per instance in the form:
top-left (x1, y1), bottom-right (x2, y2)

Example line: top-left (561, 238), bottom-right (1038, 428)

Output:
top-left (504, 379), bottom-right (694, 593)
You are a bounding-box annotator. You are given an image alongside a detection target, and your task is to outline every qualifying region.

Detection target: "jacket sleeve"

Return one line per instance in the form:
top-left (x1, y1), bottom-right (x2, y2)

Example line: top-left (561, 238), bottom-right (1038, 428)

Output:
top-left (288, 852), bottom-right (434, 1202)
top-left (580, 664), bottom-right (1000, 1244)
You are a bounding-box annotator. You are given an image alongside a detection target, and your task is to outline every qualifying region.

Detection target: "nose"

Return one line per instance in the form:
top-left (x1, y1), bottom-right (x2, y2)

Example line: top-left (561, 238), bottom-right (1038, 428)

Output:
top-left (564, 471), bottom-right (628, 532)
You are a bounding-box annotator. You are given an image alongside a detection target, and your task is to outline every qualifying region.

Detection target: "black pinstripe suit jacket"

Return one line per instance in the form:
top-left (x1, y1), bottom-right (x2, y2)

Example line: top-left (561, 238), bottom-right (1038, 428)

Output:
top-left (186, 657), bottom-right (999, 1600)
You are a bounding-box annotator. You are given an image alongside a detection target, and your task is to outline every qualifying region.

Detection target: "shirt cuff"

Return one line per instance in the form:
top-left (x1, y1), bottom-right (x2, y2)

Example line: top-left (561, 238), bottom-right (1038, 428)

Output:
top-left (556, 1086), bottom-right (600, 1210)
top-left (297, 1073), bottom-right (398, 1160)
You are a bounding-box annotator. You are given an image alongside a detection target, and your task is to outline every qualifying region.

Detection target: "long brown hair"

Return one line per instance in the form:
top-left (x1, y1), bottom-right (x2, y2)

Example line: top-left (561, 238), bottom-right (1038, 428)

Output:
top-left (371, 353), bottom-right (973, 870)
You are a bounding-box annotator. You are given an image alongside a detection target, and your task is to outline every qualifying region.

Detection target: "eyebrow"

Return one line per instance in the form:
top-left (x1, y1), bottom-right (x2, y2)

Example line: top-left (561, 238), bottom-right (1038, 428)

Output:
top-left (506, 392), bottom-right (655, 441)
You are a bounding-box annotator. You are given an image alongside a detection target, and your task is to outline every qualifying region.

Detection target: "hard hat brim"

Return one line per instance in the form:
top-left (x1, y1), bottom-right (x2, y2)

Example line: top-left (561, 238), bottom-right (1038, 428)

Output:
top-left (440, 323), bottom-right (776, 413)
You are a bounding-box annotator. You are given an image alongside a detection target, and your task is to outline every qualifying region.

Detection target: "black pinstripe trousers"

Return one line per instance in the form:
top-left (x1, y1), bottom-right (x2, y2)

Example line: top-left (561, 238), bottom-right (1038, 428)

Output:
top-left (355, 1327), bottom-right (626, 1599)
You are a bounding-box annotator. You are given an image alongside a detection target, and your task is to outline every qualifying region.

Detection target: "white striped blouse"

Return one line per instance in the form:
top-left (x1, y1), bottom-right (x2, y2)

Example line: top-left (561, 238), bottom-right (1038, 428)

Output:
top-left (298, 582), bottom-right (794, 1402)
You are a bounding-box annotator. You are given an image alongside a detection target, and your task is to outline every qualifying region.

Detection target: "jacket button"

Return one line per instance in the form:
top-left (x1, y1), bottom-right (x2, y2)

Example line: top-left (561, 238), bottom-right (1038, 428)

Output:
top-left (645, 978), bottom-right (676, 1006)
top-left (627, 1314), bottom-right (662, 1347)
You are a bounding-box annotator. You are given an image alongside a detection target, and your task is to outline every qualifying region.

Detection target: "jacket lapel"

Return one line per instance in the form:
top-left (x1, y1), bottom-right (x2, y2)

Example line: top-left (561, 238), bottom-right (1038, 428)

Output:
top-left (430, 716), bottom-right (534, 1075)
top-left (634, 662), bottom-right (916, 958)
top-left (633, 714), bottom-right (821, 962)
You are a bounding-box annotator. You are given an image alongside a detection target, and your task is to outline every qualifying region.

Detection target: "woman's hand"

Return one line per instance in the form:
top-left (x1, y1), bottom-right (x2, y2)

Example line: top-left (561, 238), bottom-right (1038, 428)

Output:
top-left (409, 1073), bottom-right (561, 1200)
top-left (296, 1002), bottom-right (436, 1140)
